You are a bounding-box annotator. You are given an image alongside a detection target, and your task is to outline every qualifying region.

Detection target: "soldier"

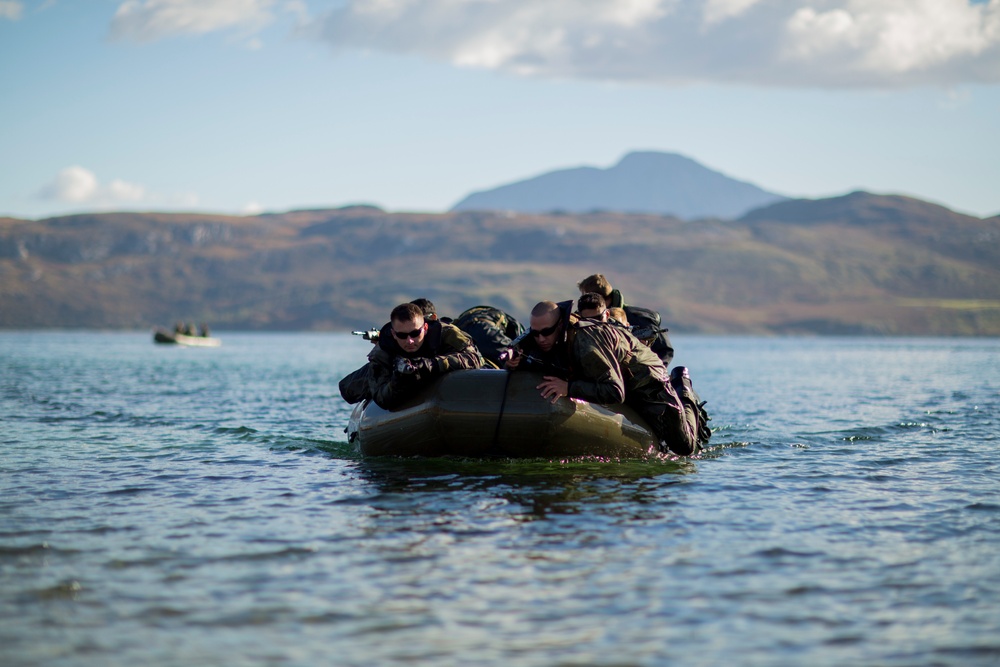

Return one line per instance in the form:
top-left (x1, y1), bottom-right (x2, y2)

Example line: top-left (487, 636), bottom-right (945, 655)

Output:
top-left (366, 302), bottom-right (484, 409)
top-left (607, 307), bottom-right (629, 326)
top-left (578, 273), bottom-right (673, 366)
top-left (576, 292), bottom-right (613, 322)
top-left (535, 294), bottom-right (710, 456)
top-left (409, 298), bottom-right (440, 322)
top-left (503, 300), bottom-right (573, 378)
top-left (577, 273), bottom-right (626, 309)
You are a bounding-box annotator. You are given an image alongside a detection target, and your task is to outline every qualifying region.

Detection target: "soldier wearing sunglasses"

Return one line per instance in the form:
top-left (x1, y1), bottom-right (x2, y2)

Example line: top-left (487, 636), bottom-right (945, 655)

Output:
top-left (366, 302), bottom-right (484, 409)
top-left (503, 300), bottom-right (573, 377)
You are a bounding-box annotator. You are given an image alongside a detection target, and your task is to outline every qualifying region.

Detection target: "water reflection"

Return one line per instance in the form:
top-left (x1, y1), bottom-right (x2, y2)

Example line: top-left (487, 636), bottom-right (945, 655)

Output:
top-left (351, 455), bottom-right (693, 522)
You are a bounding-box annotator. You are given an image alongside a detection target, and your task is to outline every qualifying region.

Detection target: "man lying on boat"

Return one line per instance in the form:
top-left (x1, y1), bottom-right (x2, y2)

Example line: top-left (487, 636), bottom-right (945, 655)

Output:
top-left (501, 299), bottom-right (574, 377)
top-left (366, 302), bottom-right (485, 409)
top-left (577, 272), bottom-right (675, 366)
top-left (512, 297), bottom-right (710, 456)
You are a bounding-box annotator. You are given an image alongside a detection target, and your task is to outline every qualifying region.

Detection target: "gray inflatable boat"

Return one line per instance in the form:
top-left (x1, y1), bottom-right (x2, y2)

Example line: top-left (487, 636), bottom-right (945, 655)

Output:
top-left (346, 369), bottom-right (660, 458)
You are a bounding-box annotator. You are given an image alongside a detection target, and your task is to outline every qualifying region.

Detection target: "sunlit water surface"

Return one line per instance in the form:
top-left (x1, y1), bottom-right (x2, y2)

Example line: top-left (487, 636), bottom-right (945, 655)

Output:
top-left (2, 332), bottom-right (998, 666)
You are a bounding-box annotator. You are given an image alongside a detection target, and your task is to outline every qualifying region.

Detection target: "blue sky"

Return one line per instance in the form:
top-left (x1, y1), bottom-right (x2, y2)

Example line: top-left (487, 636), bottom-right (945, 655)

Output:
top-left (2, 0), bottom-right (999, 220)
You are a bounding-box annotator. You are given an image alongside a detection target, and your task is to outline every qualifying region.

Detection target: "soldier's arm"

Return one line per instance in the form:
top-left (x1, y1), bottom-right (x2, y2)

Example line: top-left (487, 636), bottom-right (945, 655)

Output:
top-left (567, 332), bottom-right (627, 404)
top-left (433, 325), bottom-right (485, 373)
top-left (367, 348), bottom-right (409, 409)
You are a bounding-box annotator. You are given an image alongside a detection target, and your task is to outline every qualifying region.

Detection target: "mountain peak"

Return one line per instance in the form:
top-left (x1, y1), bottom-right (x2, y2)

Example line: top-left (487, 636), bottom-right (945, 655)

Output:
top-left (450, 150), bottom-right (787, 219)
top-left (614, 151), bottom-right (702, 170)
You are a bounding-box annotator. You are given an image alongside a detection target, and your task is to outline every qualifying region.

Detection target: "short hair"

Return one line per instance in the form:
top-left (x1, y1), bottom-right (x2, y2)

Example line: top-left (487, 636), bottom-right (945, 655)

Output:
top-left (530, 301), bottom-right (560, 318)
top-left (409, 298), bottom-right (437, 320)
top-left (391, 302), bottom-right (424, 323)
top-left (577, 292), bottom-right (606, 313)
top-left (578, 274), bottom-right (613, 299)
top-left (608, 307), bottom-right (629, 326)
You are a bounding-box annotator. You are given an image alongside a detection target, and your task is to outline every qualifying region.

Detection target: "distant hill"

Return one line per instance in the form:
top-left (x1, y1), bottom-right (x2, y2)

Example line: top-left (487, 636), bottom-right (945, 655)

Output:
top-left (451, 151), bottom-right (788, 219)
top-left (2, 192), bottom-right (999, 335)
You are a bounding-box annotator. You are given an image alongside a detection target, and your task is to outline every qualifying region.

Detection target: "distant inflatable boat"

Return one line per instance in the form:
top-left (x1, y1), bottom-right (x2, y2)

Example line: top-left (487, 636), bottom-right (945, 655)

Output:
top-left (153, 329), bottom-right (221, 347)
top-left (346, 369), bottom-right (660, 458)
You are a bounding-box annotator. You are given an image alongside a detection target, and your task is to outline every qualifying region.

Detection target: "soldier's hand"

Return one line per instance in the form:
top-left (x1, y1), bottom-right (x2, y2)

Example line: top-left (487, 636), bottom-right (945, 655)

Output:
top-left (394, 356), bottom-right (435, 376)
top-left (394, 357), bottom-right (419, 376)
top-left (537, 376), bottom-right (569, 404)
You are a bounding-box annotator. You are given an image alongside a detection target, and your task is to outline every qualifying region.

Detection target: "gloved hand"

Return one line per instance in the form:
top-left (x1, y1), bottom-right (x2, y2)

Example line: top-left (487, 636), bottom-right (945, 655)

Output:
top-left (394, 356), bottom-right (435, 377)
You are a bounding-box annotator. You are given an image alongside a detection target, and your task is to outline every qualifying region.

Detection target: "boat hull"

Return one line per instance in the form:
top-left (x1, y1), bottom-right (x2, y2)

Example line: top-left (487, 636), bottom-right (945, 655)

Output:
top-left (347, 369), bottom-right (659, 458)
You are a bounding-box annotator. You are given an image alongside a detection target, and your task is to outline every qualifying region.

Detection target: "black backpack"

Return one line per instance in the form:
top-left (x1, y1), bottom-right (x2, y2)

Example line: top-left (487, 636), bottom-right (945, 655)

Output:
top-left (452, 306), bottom-right (525, 367)
top-left (623, 305), bottom-right (674, 366)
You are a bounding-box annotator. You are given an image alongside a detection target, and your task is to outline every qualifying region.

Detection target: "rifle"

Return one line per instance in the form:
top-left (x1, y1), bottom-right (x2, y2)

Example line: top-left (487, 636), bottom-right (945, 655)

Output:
top-left (352, 327), bottom-right (380, 343)
top-left (630, 324), bottom-right (668, 343)
top-left (496, 329), bottom-right (532, 364)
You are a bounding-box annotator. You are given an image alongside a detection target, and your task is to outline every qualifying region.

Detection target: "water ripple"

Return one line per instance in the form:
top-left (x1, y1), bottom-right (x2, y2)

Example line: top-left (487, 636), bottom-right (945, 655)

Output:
top-left (3, 333), bottom-right (1000, 667)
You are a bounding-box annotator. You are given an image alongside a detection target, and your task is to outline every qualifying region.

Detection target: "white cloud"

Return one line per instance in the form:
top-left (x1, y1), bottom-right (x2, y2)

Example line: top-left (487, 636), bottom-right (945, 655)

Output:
top-left (301, 0), bottom-right (1000, 88)
top-left (785, 0), bottom-right (1000, 77)
top-left (0, 0), bottom-right (23, 21)
top-left (109, 0), bottom-right (277, 42)
top-left (106, 178), bottom-right (147, 202)
top-left (39, 166), bottom-right (100, 203)
top-left (241, 200), bottom-right (264, 215)
top-left (703, 0), bottom-right (763, 25)
top-left (39, 166), bottom-right (148, 207)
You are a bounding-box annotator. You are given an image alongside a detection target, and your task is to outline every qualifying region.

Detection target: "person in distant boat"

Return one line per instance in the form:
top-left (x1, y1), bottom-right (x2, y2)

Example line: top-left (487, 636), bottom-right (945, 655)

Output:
top-left (199, 323), bottom-right (211, 337)
top-left (451, 305), bottom-right (524, 368)
top-left (366, 302), bottom-right (484, 409)
top-left (534, 293), bottom-right (711, 457)
top-left (503, 300), bottom-right (573, 377)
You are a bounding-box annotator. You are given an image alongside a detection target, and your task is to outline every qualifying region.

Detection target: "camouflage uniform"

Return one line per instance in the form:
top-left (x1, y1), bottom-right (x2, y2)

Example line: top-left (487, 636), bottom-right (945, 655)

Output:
top-left (452, 305), bottom-right (524, 368)
top-left (567, 318), bottom-right (709, 456)
top-left (367, 320), bottom-right (484, 409)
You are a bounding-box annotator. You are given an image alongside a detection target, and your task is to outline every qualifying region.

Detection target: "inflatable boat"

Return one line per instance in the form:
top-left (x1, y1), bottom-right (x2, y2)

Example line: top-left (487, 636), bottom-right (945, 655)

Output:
top-left (153, 328), bottom-right (221, 347)
top-left (346, 369), bottom-right (660, 458)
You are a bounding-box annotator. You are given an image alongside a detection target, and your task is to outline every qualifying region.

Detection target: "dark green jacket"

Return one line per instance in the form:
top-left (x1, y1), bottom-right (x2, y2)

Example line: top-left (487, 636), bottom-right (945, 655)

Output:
top-left (367, 320), bottom-right (483, 409)
top-left (566, 318), bottom-right (707, 457)
top-left (566, 318), bottom-right (669, 406)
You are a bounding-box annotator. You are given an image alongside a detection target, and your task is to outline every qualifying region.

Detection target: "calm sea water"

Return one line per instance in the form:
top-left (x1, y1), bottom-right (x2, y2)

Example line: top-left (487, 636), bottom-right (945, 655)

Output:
top-left (2, 332), bottom-right (998, 667)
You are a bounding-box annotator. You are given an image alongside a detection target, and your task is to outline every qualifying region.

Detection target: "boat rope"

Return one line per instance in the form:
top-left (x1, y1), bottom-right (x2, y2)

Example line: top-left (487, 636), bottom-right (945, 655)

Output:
top-left (490, 371), bottom-right (513, 455)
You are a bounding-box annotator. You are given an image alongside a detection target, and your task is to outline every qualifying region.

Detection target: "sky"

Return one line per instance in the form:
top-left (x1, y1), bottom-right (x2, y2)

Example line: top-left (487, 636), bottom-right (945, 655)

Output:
top-left (1, 0), bottom-right (999, 220)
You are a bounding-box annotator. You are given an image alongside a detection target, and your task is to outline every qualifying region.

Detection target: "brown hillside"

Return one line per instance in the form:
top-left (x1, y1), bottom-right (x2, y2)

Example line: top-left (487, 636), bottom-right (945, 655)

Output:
top-left (2, 194), bottom-right (999, 335)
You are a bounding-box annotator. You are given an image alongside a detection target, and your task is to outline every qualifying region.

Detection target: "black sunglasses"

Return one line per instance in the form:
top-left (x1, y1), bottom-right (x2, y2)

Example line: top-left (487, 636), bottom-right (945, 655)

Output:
top-left (392, 325), bottom-right (424, 340)
top-left (530, 316), bottom-right (562, 338)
